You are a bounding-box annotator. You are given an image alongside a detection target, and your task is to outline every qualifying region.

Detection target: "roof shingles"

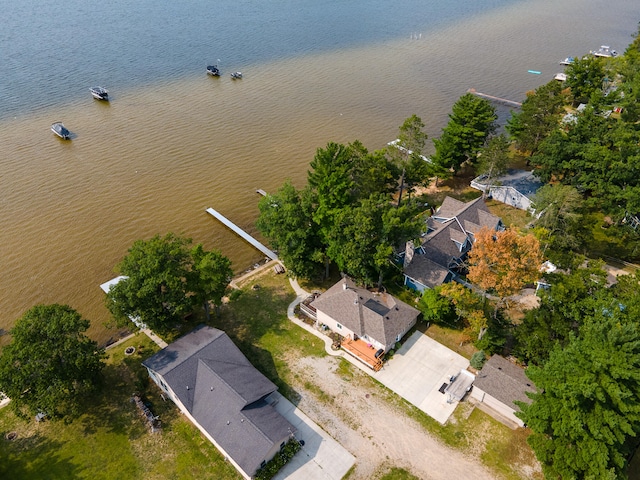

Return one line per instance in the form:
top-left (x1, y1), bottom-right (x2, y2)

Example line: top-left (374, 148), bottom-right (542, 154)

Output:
top-left (143, 325), bottom-right (294, 477)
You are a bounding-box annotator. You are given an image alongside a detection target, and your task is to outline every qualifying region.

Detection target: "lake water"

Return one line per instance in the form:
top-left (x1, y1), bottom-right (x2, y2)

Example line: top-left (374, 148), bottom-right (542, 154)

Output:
top-left (0, 0), bottom-right (637, 345)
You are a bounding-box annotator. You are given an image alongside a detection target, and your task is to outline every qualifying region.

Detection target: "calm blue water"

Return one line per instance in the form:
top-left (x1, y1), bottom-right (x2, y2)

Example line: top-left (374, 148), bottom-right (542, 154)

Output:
top-left (1, 0), bottom-right (522, 119)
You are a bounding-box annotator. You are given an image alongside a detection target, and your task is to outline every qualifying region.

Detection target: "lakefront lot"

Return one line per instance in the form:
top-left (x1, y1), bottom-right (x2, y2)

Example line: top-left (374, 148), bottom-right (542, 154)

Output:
top-left (0, 270), bottom-right (539, 480)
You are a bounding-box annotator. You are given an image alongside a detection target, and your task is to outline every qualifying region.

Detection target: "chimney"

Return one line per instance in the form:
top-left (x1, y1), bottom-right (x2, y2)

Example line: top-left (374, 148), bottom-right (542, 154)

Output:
top-left (404, 240), bottom-right (415, 268)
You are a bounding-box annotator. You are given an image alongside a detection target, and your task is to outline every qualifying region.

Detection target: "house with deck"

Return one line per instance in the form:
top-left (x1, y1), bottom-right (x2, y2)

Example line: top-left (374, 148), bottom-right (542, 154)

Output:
top-left (403, 196), bottom-right (503, 292)
top-left (142, 325), bottom-right (295, 479)
top-left (308, 277), bottom-right (420, 370)
top-left (469, 355), bottom-right (537, 428)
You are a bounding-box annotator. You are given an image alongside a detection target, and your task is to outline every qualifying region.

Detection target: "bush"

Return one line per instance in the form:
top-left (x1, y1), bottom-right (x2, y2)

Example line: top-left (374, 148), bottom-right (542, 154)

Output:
top-left (228, 289), bottom-right (243, 302)
top-left (254, 439), bottom-right (301, 480)
top-left (470, 351), bottom-right (486, 370)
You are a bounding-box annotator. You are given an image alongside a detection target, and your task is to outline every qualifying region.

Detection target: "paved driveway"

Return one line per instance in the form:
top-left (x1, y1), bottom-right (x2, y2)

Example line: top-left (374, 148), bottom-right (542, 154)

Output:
top-left (271, 392), bottom-right (355, 480)
top-left (373, 331), bottom-right (470, 424)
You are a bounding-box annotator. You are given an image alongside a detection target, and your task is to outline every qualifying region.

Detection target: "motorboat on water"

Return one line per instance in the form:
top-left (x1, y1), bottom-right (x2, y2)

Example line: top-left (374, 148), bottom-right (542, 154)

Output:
top-left (559, 57), bottom-right (574, 66)
top-left (230, 71), bottom-right (243, 79)
top-left (592, 45), bottom-right (618, 58)
top-left (206, 65), bottom-right (221, 76)
top-left (51, 122), bottom-right (70, 139)
top-left (554, 72), bottom-right (567, 82)
top-left (89, 86), bottom-right (109, 100)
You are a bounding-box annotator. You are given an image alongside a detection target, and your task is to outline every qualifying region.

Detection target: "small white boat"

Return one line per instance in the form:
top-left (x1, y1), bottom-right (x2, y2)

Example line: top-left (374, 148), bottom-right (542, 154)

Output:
top-left (554, 72), bottom-right (567, 82)
top-left (206, 65), bottom-right (220, 76)
top-left (89, 86), bottom-right (109, 100)
top-left (51, 122), bottom-right (70, 139)
top-left (592, 45), bottom-right (618, 58)
top-left (559, 57), bottom-right (574, 66)
top-left (230, 72), bottom-right (243, 79)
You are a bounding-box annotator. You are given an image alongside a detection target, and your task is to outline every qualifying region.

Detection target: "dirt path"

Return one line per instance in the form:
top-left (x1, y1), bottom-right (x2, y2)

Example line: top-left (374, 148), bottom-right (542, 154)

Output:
top-left (290, 355), bottom-right (496, 480)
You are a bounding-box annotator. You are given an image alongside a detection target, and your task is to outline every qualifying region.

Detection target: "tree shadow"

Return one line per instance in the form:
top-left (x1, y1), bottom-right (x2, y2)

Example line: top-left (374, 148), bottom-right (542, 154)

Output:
top-left (0, 432), bottom-right (83, 479)
top-left (76, 362), bottom-right (151, 439)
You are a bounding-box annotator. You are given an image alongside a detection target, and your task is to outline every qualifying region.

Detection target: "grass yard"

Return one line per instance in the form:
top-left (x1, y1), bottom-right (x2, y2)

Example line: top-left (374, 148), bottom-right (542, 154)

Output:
top-left (214, 269), bottom-right (327, 400)
top-left (0, 333), bottom-right (241, 480)
top-left (485, 199), bottom-right (533, 231)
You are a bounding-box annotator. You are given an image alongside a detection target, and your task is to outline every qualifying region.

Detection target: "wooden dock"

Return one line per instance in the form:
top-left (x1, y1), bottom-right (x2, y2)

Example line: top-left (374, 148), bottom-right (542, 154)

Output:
top-left (467, 88), bottom-right (522, 108)
top-left (206, 207), bottom-right (278, 261)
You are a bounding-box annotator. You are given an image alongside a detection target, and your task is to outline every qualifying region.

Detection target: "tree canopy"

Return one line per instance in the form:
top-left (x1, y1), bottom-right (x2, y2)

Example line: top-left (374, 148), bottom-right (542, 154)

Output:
top-left (0, 304), bottom-right (105, 419)
top-left (432, 93), bottom-right (497, 172)
top-left (256, 116), bottom-right (430, 285)
top-left (466, 227), bottom-right (543, 300)
top-left (518, 312), bottom-right (640, 480)
top-left (106, 233), bottom-right (232, 332)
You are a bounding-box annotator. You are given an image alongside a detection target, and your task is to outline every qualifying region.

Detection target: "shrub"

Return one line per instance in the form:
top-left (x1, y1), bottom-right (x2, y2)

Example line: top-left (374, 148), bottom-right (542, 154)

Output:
top-left (254, 439), bottom-right (301, 480)
top-left (470, 351), bottom-right (486, 370)
top-left (228, 289), bottom-right (243, 302)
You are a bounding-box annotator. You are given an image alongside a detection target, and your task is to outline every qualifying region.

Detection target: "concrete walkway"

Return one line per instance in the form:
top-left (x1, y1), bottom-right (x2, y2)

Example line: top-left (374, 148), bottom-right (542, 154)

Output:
top-left (271, 392), bottom-right (355, 480)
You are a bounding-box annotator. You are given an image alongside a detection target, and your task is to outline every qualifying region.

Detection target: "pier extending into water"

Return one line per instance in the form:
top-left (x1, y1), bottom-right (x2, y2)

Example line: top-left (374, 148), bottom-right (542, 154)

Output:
top-left (467, 88), bottom-right (522, 108)
top-left (206, 207), bottom-right (278, 261)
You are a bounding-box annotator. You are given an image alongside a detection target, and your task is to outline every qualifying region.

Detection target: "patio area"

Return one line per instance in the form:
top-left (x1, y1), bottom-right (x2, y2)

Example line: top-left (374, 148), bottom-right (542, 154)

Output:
top-left (341, 338), bottom-right (383, 371)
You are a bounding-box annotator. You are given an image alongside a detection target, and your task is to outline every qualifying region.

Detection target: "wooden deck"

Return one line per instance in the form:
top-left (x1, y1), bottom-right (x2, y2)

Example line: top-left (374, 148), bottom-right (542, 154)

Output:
top-left (341, 338), bottom-right (383, 371)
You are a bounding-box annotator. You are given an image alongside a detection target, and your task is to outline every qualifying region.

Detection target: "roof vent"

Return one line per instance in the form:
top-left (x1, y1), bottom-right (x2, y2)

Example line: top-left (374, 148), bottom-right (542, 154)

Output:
top-left (186, 386), bottom-right (190, 390)
top-left (226, 421), bottom-right (230, 425)
top-left (210, 387), bottom-right (214, 391)
top-left (395, 307), bottom-right (399, 311)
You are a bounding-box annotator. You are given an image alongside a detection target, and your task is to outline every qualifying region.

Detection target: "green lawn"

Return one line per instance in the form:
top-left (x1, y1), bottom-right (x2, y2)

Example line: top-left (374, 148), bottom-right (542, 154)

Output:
top-left (0, 333), bottom-right (241, 480)
top-left (0, 270), bottom-right (541, 480)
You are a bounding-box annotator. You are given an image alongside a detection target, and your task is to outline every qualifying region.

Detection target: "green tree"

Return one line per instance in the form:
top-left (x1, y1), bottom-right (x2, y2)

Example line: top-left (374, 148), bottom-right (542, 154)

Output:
top-left (514, 259), bottom-right (608, 365)
top-left (531, 184), bottom-right (585, 253)
top-left (518, 312), bottom-right (640, 480)
top-left (417, 286), bottom-right (455, 326)
top-left (476, 134), bottom-right (510, 183)
top-left (0, 304), bottom-right (105, 419)
top-left (506, 80), bottom-right (566, 155)
top-left (191, 244), bottom-right (233, 320)
top-left (386, 115), bottom-right (431, 206)
top-left (256, 181), bottom-right (325, 279)
top-left (326, 194), bottom-right (422, 287)
top-left (106, 233), bottom-right (199, 332)
top-left (565, 55), bottom-right (607, 105)
top-left (432, 93), bottom-right (497, 172)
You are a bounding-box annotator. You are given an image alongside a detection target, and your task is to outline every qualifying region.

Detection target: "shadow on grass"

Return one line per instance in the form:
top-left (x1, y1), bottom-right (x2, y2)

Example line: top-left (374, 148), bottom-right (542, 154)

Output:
top-left (76, 362), bottom-right (149, 439)
top-left (0, 432), bottom-right (83, 480)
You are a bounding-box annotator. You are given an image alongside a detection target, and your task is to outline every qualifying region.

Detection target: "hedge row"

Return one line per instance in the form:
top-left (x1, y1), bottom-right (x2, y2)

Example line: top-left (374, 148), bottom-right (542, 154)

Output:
top-left (254, 439), bottom-right (301, 480)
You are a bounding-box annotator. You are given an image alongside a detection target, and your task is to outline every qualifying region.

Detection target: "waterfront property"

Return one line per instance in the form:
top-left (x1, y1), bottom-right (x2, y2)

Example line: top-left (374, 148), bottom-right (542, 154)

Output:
top-left (402, 197), bottom-right (503, 292)
top-left (142, 325), bottom-right (296, 480)
top-left (469, 355), bottom-right (537, 429)
top-left (308, 277), bottom-right (420, 370)
top-left (470, 169), bottom-right (543, 213)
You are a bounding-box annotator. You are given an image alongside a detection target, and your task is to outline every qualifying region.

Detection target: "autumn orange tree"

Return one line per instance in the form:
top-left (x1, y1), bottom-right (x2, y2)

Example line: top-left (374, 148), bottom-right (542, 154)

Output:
top-left (467, 227), bottom-right (543, 302)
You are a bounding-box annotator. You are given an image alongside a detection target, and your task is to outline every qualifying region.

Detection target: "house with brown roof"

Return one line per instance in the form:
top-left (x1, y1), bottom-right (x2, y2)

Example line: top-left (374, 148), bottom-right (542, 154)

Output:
top-left (310, 277), bottom-right (420, 368)
top-left (403, 196), bottom-right (503, 292)
top-left (142, 325), bottom-right (295, 480)
top-left (469, 355), bottom-right (537, 428)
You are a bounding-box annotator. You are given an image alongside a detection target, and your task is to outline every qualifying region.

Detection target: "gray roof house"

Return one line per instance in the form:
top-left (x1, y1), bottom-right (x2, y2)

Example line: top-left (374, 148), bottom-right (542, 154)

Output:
top-left (469, 355), bottom-right (537, 428)
top-left (142, 325), bottom-right (295, 479)
top-left (310, 277), bottom-right (420, 365)
top-left (403, 196), bottom-right (503, 292)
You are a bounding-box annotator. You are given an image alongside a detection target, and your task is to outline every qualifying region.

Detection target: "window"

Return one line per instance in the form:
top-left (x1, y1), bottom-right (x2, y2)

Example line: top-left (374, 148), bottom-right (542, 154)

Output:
top-left (260, 460), bottom-right (266, 469)
top-left (280, 441), bottom-right (286, 450)
top-left (336, 323), bottom-right (342, 329)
